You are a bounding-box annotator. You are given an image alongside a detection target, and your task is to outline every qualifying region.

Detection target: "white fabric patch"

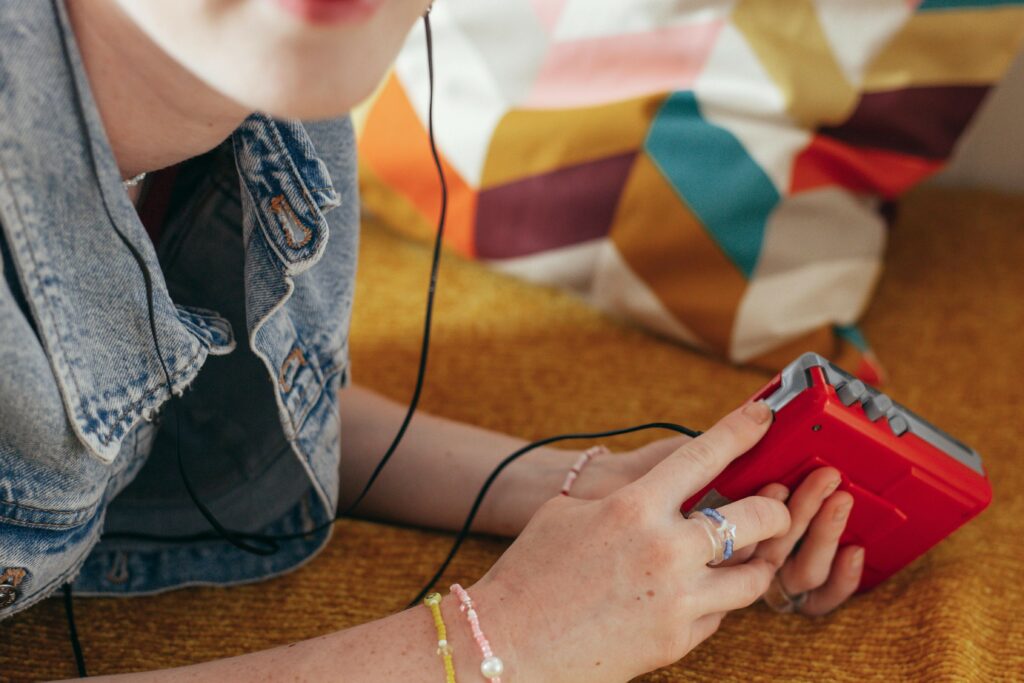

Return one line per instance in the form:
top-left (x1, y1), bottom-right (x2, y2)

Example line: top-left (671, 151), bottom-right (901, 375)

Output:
top-left (487, 239), bottom-right (605, 294)
top-left (554, 0), bottom-right (730, 41)
top-left (445, 0), bottom-right (550, 105)
top-left (730, 188), bottom-right (887, 362)
top-left (814, 0), bottom-right (916, 88)
top-left (396, 4), bottom-right (511, 186)
top-left (694, 24), bottom-right (809, 193)
top-left (592, 241), bottom-right (705, 348)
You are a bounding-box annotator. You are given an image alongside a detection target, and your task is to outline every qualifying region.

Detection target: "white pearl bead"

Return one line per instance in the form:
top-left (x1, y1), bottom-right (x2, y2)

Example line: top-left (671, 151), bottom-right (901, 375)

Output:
top-left (480, 655), bottom-right (504, 678)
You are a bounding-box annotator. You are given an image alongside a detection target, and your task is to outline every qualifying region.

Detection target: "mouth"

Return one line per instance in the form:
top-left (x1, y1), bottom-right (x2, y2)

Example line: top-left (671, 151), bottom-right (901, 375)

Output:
top-left (272, 0), bottom-right (385, 25)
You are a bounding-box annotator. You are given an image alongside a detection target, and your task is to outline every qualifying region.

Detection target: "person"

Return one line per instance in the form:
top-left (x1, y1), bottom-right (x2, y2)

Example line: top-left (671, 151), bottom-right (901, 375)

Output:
top-left (0, 1), bottom-right (863, 680)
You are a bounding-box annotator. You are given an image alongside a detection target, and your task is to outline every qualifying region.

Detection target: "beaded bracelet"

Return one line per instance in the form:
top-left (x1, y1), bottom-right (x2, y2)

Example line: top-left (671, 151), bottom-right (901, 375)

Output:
top-left (450, 584), bottom-right (503, 682)
top-left (560, 445), bottom-right (608, 496)
top-left (424, 593), bottom-right (457, 683)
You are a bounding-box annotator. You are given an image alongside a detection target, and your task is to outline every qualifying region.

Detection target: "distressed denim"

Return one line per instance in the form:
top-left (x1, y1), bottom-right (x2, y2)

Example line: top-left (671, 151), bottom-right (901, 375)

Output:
top-left (0, 0), bottom-right (358, 618)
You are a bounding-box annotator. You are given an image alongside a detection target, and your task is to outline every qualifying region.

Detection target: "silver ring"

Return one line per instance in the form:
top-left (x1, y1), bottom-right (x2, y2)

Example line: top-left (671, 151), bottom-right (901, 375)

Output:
top-left (762, 573), bottom-right (808, 614)
top-left (686, 507), bottom-right (736, 566)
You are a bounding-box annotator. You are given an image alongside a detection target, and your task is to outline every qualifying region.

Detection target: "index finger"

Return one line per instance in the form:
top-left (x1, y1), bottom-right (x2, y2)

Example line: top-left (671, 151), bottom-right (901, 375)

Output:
top-left (637, 401), bottom-right (773, 506)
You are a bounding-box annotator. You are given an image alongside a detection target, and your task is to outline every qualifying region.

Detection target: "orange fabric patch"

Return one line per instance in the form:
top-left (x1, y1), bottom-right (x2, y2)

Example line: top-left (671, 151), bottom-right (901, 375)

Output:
top-left (609, 152), bottom-right (747, 352)
top-left (864, 7), bottom-right (1024, 91)
top-left (732, 0), bottom-right (859, 128)
top-left (745, 326), bottom-right (838, 375)
top-left (481, 94), bottom-right (664, 189)
top-left (359, 75), bottom-right (478, 257)
top-left (357, 161), bottom-right (435, 244)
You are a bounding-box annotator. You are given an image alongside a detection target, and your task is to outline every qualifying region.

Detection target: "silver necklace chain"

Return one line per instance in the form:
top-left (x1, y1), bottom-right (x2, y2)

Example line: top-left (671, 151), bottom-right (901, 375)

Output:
top-left (122, 171), bottom-right (147, 188)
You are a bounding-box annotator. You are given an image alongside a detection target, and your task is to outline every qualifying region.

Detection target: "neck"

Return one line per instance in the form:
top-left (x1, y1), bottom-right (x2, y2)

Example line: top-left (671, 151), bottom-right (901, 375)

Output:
top-left (66, 0), bottom-right (249, 180)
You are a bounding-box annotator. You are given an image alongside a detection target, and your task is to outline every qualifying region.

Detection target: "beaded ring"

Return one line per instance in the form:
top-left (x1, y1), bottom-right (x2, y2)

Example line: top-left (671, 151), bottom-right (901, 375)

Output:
top-left (450, 584), bottom-right (503, 682)
top-left (686, 507), bottom-right (737, 565)
top-left (424, 593), bottom-right (457, 682)
top-left (700, 507), bottom-right (736, 561)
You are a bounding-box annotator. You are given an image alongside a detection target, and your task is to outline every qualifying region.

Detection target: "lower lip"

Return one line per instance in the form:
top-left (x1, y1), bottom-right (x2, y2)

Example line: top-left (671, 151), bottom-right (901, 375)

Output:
top-left (274, 0), bottom-right (384, 24)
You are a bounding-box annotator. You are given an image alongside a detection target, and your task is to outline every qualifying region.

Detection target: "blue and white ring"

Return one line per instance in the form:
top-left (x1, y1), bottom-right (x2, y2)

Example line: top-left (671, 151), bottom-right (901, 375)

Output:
top-left (687, 507), bottom-right (737, 565)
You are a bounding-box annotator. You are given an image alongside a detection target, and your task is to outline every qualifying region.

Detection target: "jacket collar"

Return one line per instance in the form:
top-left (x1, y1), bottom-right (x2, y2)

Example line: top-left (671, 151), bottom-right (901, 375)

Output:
top-left (0, 0), bottom-right (338, 462)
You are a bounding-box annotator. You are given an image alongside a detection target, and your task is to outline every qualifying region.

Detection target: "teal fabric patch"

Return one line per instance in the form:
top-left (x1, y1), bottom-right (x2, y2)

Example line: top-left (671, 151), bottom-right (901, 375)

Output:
top-left (918, 0), bottom-right (1023, 11)
top-left (645, 91), bottom-right (779, 278)
top-left (834, 324), bottom-right (870, 352)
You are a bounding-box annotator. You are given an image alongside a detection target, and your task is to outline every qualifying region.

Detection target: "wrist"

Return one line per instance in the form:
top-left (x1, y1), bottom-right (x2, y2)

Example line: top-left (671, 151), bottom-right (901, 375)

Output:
top-left (440, 581), bottom-right (527, 682)
top-left (478, 446), bottom-right (579, 537)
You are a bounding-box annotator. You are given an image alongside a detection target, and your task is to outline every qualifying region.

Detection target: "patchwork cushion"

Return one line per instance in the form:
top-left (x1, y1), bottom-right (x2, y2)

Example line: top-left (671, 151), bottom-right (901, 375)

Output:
top-left (358, 0), bottom-right (1024, 382)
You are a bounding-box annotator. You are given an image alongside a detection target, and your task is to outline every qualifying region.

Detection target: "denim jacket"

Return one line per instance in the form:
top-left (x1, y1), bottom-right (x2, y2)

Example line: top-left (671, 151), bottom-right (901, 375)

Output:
top-left (0, 0), bottom-right (358, 618)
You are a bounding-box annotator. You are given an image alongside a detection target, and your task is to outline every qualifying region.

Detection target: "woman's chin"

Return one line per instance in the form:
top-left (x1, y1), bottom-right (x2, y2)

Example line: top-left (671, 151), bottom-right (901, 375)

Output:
top-left (215, 71), bottom-right (384, 121)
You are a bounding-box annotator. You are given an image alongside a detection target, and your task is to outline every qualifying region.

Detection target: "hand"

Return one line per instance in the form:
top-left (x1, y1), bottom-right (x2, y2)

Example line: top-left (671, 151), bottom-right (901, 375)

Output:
top-left (735, 470), bottom-right (864, 616)
top-left (567, 440), bottom-right (863, 617)
top-left (469, 402), bottom-right (790, 683)
top-left (566, 434), bottom-right (694, 501)
top-left (481, 435), bottom-right (692, 537)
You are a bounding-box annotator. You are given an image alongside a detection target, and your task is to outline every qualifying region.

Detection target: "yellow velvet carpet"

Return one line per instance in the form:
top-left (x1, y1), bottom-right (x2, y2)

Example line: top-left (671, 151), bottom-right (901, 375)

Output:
top-left (1, 187), bottom-right (1022, 682)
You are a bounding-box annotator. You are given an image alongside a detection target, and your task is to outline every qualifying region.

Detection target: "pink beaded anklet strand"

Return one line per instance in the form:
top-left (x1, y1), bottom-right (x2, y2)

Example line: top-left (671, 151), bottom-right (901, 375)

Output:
top-left (450, 584), bottom-right (503, 682)
top-left (560, 445), bottom-right (609, 496)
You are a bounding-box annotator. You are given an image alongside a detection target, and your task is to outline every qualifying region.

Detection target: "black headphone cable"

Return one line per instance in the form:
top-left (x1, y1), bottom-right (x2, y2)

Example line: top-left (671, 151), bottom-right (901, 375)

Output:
top-left (60, 9), bottom-right (702, 676)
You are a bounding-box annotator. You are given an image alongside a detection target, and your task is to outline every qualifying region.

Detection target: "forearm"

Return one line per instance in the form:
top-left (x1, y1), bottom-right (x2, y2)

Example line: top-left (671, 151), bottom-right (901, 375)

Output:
top-left (338, 384), bottom-right (575, 536)
top-left (70, 586), bottom-right (515, 683)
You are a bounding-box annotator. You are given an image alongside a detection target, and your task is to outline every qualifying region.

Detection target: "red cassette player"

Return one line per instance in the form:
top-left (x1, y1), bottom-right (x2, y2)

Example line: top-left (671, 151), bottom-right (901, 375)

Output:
top-left (683, 353), bottom-right (992, 592)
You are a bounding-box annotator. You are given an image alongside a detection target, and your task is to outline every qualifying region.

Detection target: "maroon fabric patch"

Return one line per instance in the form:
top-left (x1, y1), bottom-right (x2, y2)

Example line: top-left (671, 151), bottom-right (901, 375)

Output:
top-left (820, 85), bottom-right (990, 159)
top-left (475, 152), bottom-right (637, 259)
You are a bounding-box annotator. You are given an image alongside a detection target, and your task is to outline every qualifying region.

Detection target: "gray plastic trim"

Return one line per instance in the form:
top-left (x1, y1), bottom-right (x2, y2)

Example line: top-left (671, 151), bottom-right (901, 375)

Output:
top-left (763, 352), bottom-right (984, 475)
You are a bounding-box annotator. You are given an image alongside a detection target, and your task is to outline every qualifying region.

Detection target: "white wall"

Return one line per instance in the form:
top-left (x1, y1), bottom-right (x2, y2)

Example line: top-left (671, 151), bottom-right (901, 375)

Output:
top-left (931, 50), bottom-right (1024, 195)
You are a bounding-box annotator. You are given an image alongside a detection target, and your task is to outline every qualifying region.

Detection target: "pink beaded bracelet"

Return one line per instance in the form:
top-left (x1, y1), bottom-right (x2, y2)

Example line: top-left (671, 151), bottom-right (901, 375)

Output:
top-left (450, 584), bottom-right (503, 682)
top-left (560, 445), bottom-right (609, 496)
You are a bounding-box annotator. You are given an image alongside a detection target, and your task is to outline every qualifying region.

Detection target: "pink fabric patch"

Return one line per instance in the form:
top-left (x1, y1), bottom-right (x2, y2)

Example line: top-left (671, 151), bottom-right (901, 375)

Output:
top-left (530, 0), bottom-right (569, 33)
top-left (525, 20), bottom-right (724, 109)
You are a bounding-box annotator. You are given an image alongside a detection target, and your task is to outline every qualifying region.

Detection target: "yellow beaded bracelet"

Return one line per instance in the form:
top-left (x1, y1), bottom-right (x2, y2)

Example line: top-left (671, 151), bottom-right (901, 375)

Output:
top-left (424, 592), bottom-right (457, 683)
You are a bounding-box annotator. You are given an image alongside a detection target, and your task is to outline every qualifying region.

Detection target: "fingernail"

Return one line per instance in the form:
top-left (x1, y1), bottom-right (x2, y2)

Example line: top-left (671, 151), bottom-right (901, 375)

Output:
top-left (824, 479), bottom-right (841, 497)
top-left (743, 400), bottom-right (772, 425)
top-left (833, 501), bottom-right (852, 522)
top-left (852, 547), bottom-right (865, 568)
top-left (771, 487), bottom-right (790, 502)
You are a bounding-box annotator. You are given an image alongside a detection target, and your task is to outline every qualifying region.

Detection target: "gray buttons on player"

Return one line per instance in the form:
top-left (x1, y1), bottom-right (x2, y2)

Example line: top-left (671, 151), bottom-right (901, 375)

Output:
top-left (836, 380), bottom-right (867, 406)
top-left (863, 393), bottom-right (894, 422)
top-left (888, 414), bottom-right (910, 436)
top-left (838, 383), bottom-right (904, 431)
